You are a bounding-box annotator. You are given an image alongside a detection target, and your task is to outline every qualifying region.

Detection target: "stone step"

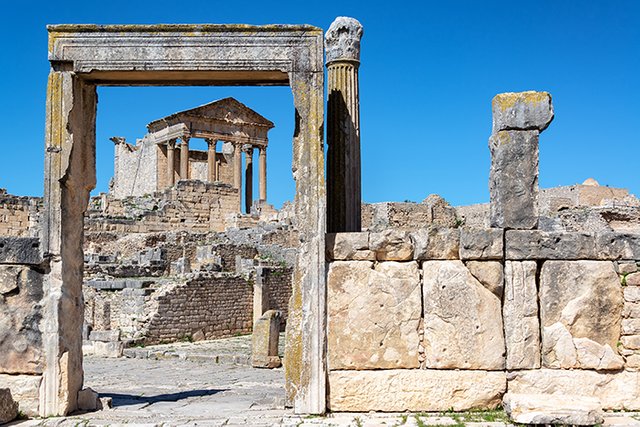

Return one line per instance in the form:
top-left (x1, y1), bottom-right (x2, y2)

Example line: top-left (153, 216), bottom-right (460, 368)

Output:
top-left (503, 392), bottom-right (604, 426)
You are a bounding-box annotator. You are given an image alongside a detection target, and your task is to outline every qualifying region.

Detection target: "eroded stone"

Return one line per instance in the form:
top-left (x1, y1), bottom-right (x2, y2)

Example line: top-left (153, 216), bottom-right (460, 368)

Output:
top-left (505, 230), bottom-right (597, 260)
top-left (325, 232), bottom-right (373, 261)
top-left (369, 229), bottom-right (413, 261)
top-left (459, 228), bottom-right (503, 260)
top-left (466, 261), bottom-right (503, 298)
top-left (492, 91), bottom-right (554, 133)
top-left (411, 227), bottom-right (459, 260)
top-left (0, 374), bottom-right (41, 416)
top-left (252, 309), bottom-right (282, 369)
top-left (503, 392), bottom-right (603, 426)
top-left (0, 388), bottom-right (18, 424)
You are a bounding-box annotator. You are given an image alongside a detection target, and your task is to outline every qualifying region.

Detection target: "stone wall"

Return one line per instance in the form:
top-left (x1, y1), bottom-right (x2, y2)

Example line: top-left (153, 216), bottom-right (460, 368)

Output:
top-left (325, 228), bottom-right (640, 412)
top-left (0, 190), bottom-right (41, 237)
top-left (111, 137), bottom-right (158, 198)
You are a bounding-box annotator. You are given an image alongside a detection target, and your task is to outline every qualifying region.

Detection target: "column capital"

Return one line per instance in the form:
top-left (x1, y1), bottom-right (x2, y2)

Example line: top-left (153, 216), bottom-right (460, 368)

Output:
top-left (179, 134), bottom-right (191, 144)
top-left (166, 138), bottom-right (176, 148)
top-left (242, 144), bottom-right (254, 155)
top-left (205, 137), bottom-right (216, 146)
top-left (325, 17), bottom-right (363, 64)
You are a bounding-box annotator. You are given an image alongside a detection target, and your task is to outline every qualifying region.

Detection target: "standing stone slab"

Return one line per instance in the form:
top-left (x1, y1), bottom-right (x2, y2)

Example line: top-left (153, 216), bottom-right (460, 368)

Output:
top-left (252, 310), bottom-right (282, 368)
top-left (422, 261), bottom-right (505, 370)
top-left (489, 130), bottom-right (540, 230)
top-left (327, 261), bottom-right (421, 370)
top-left (540, 261), bottom-right (623, 370)
top-left (504, 261), bottom-right (540, 369)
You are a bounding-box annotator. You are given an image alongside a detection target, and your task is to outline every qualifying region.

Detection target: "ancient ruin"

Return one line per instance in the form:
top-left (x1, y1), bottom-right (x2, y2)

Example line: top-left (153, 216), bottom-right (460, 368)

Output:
top-left (0, 15), bottom-right (639, 426)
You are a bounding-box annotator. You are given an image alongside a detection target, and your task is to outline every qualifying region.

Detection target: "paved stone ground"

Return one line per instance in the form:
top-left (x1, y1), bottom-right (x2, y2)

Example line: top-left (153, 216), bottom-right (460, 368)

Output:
top-left (8, 336), bottom-right (640, 426)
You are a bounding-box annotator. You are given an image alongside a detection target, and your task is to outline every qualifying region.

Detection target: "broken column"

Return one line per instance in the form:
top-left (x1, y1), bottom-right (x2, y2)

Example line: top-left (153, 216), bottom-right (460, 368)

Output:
top-left (252, 310), bottom-right (282, 368)
top-left (326, 17), bottom-right (363, 233)
top-left (489, 91), bottom-right (553, 229)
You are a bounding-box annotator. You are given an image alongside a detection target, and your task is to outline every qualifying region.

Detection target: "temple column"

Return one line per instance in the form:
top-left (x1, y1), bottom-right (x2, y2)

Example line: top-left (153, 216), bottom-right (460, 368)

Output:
top-left (244, 145), bottom-right (254, 214)
top-left (179, 135), bottom-right (190, 180)
top-left (206, 138), bottom-right (217, 182)
top-left (258, 146), bottom-right (267, 202)
top-left (325, 17), bottom-right (364, 233)
top-left (166, 139), bottom-right (176, 187)
top-left (233, 143), bottom-right (242, 212)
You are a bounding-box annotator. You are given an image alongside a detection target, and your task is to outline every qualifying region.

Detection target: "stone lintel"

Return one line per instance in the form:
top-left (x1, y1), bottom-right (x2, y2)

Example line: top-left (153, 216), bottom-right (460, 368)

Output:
top-left (0, 238), bottom-right (43, 265)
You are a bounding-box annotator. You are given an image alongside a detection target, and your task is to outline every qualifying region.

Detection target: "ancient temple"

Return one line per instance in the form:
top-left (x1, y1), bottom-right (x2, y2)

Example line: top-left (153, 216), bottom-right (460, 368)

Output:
top-left (110, 97), bottom-right (274, 213)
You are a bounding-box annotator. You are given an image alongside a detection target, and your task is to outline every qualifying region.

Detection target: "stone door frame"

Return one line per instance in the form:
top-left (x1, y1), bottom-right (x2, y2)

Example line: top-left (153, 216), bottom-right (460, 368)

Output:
top-left (43, 24), bottom-right (326, 416)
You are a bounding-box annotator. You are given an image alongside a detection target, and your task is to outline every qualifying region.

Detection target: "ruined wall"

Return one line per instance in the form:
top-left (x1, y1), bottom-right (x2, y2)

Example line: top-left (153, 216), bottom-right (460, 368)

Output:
top-left (361, 195), bottom-right (458, 232)
top-left (112, 138), bottom-right (158, 198)
top-left (263, 266), bottom-right (293, 328)
top-left (0, 190), bottom-right (41, 237)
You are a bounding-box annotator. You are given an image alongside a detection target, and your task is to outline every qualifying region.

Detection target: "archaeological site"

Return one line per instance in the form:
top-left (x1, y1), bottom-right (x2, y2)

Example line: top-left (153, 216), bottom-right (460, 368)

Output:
top-left (0, 15), bottom-right (639, 426)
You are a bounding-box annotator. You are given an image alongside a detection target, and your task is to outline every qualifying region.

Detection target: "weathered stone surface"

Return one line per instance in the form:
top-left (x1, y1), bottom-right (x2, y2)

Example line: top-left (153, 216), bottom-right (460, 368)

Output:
top-left (328, 369), bottom-right (506, 412)
top-left (422, 261), bottom-right (505, 370)
top-left (325, 17), bottom-right (363, 63)
top-left (369, 229), bottom-right (413, 261)
top-left (505, 230), bottom-right (597, 260)
top-left (596, 232), bottom-right (640, 260)
top-left (466, 261), bottom-right (503, 297)
top-left (624, 302), bottom-right (640, 319)
top-left (459, 228), bottom-right (503, 260)
top-left (77, 387), bottom-right (100, 411)
top-left (325, 232), bottom-right (373, 261)
top-left (0, 374), bottom-right (41, 416)
top-left (492, 91), bottom-right (554, 133)
top-left (625, 286), bottom-right (640, 303)
top-left (540, 261), bottom-right (623, 370)
top-left (618, 262), bottom-right (639, 275)
top-left (0, 265), bottom-right (44, 374)
top-left (627, 272), bottom-right (640, 286)
top-left (0, 237), bottom-right (42, 265)
top-left (503, 393), bottom-right (603, 426)
top-left (622, 335), bottom-right (640, 350)
top-left (89, 330), bottom-right (120, 342)
top-left (507, 369), bottom-right (640, 410)
top-left (0, 388), bottom-right (18, 424)
top-left (411, 227), bottom-right (459, 260)
top-left (503, 261), bottom-right (540, 370)
top-left (623, 319), bottom-right (640, 335)
top-left (252, 310), bottom-right (281, 369)
top-left (489, 130), bottom-right (539, 230)
top-left (328, 261), bottom-right (421, 370)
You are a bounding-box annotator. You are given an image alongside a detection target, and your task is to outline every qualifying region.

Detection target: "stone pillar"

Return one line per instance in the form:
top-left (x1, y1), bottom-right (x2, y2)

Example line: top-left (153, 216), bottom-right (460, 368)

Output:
top-left (206, 139), bottom-right (217, 182)
top-left (252, 310), bottom-right (282, 368)
top-left (244, 145), bottom-right (254, 214)
top-left (325, 17), bottom-right (363, 233)
top-left (166, 139), bottom-right (176, 187)
top-left (233, 143), bottom-right (242, 212)
top-left (259, 146), bottom-right (267, 202)
top-left (489, 91), bottom-right (554, 229)
top-left (179, 135), bottom-right (190, 180)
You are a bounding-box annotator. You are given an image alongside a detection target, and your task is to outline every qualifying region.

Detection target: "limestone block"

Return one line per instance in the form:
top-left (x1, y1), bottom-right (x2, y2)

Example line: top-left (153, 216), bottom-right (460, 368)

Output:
top-left (627, 272), bottom-right (640, 286)
top-left (492, 91), bottom-right (554, 133)
top-left (623, 319), bottom-right (640, 335)
top-left (466, 261), bottom-right (503, 298)
top-left (625, 286), bottom-right (640, 303)
top-left (369, 229), bottom-right (413, 261)
top-left (540, 261), bottom-right (623, 370)
top-left (77, 387), bottom-right (100, 411)
top-left (622, 335), bottom-right (640, 350)
top-left (618, 262), bottom-right (639, 275)
top-left (325, 232), bottom-right (374, 261)
top-left (505, 230), bottom-right (597, 260)
top-left (0, 388), bottom-right (18, 424)
top-left (489, 130), bottom-right (539, 230)
top-left (422, 260), bottom-right (505, 370)
top-left (252, 310), bottom-right (282, 369)
top-left (328, 369), bottom-right (506, 412)
top-left (411, 227), bottom-right (459, 260)
top-left (89, 330), bottom-right (120, 342)
top-left (596, 233), bottom-right (640, 260)
top-left (0, 237), bottom-right (42, 265)
top-left (92, 341), bottom-right (123, 358)
top-left (503, 393), bottom-right (603, 426)
top-left (507, 369), bottom-right (640, 410)
top-left (328, 261), bottom-right (421, 369)
top-left (0, 374), bottom-right (41, 416)
top-left (459, 228), bottom-right (503, 260)
top-left (624, 302), bottom-right (640, 318)
top-left (503, 261), bottom-right (540, 370)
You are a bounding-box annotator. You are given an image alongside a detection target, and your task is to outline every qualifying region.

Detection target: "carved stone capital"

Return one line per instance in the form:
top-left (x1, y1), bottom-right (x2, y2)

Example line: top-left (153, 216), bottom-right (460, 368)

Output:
top-left (325, 17), bottom-right (363, 64)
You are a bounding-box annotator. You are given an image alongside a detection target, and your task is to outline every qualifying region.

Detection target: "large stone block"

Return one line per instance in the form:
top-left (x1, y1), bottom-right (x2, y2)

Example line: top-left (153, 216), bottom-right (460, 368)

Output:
top-left (595, 232), bottom-right (640, 260)
top-left (328, 369), bottom-right (506, 412)
top-left (459, 228), bottom-right (503, 260)
top-left (328, 261), bottom-right (421, 369)
top-left (503, 393), bottom-right (603, 426)
top-left (252, 310), bottom-right (281, 368)
top-left (369, 229), bottom-right (413, 261)
top-left (505, 230), bottom-right (597, 260)
top-left (411, 227), bottom-right (459, 260)
top-left (507, 369), bottom-right (640, 410)
top-left (0, 237), bottom-right (42, 265)
top-left (0, 388), bottom-right (18, 424)
top-left (0, 374), bottom-right (41, 416)
top-left (492, 91), bottom-right (554, 133)
top-left (422, 261), bottom-right (505, 370)
top-left (540, 261), bottom-right (623, 370)
top-left (489, 130), bottom-right (539, 230)
top-left (325, 232), bottom-right (374, 261)
top-left (466, 261), bottom-right (503, 298)
top-left (503, 261), bottom-right (540, 370)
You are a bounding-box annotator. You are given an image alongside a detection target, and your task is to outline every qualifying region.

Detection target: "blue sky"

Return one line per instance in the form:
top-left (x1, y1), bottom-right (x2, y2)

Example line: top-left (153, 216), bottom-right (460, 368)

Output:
top-left (0, 1), bottom-right (638, 208)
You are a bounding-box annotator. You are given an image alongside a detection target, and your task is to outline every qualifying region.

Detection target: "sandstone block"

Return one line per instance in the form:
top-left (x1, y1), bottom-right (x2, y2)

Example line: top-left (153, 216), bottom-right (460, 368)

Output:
top-left (0, 374), bottom-right (41, 416)
top-left (489, 130), bottom-right (539, 230)
top-left (252, 309), bottom-right (281, 369)
top-left (505, 230), bottom-right (597, 260)
top-left (328, 261), bottom-right (421, 369)
top-left (507, 369), bottom-right (640, 410)
top-left (0, 237), bottom-right (42, 265)
top-left (503, 393), bottom-right (603, 426)
top-left (492, 91), bottom-right (554, 132)
top-left (459, 228), bottom-right (503, 260)
top-left (466, 261), bottom-right (503, 298)
top-left (540, 261), bottom-right (623, 370)
top-left (325, 232), bottom-right (374, 261)
top-left (503, 261), bottom-right (540, 370)
top-left (422, 260), bottom-right (505, 370)
top-left (328, 369), bottom-right (506, 412)
top-left (369, 230), bottom-right (413, 261)
top-left (411, 227), bottom-right (459, 260)
top-left (0, 388), bottom-right (18, 424)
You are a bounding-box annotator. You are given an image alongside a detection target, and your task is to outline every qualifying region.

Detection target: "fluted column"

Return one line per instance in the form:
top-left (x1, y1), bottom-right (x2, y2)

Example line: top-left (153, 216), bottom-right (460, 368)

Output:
top-left (244, 145), bottom-right (254, 214)
top-left (166, 139), bottom-right (176, 187)
top-left (206, 138), bottom-right (217, 182)
top-left (326, 17), bottom-right (363, 233)
top-left (258, 146), bottom-right (267, 202)
top-left (233, 142), bottom-right (242, 212)
top-left (179, 135), bottom-right (190, 180)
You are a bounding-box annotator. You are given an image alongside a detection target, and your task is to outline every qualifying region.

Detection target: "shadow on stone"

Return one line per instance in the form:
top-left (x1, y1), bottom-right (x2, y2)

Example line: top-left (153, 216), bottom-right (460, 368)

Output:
top-left (100, 389), bottom-right (226, 407)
